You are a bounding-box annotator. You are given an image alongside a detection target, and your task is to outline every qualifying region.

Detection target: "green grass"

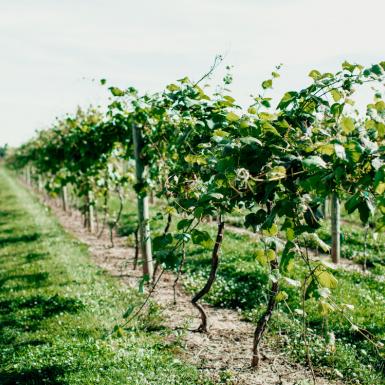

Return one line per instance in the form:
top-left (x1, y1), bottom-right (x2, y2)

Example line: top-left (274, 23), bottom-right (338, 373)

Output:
top-left (113, 194), bottom-right (385, 385)
top-left (0, 169), bottom-right (211, 385)
top-left (317, 219), bottom-right (385, 269)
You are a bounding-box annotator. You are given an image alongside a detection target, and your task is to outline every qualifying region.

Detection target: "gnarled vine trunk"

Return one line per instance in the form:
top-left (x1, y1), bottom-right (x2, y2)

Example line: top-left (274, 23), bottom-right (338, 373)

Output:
top-left (191, 216), bottom-right (225, 332)
top-left (251, 258), bottom-right (279, 368)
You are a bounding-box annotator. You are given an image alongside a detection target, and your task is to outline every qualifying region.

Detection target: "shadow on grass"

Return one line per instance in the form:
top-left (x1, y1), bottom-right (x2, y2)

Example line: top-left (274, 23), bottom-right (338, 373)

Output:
top-left (0, 294), bottom-right (84, 333)
top-left (13, 339), bottom-right (48, 348)
top-left (0, 228), bottom-right (17, 235)
top-left (0, 209), bottom-right (14, 218)
top-left (0, 233), bottom-right (41, 247)
top-left (0, 365), bottom-right (67, 385)
top-left (24, 252), bottom-right (48, 263)
top-left (0, 209), bottom-right (23, 226)
top-left (0, 272), bottom-right (49, 292)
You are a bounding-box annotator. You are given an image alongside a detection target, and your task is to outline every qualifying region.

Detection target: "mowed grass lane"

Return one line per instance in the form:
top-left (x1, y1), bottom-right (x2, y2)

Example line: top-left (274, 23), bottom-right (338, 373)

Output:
top-left (0, 168), bottom-right (208, 385)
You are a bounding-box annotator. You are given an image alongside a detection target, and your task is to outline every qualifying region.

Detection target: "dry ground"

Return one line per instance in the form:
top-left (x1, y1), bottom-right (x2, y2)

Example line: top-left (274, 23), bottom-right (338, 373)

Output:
top-left (45, 197), bottom-right (342, 385)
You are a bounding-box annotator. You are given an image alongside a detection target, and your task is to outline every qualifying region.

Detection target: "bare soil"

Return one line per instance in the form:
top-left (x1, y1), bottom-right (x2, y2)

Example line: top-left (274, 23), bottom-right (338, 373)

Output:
top-left (46, 198), bottom-right (342, 385)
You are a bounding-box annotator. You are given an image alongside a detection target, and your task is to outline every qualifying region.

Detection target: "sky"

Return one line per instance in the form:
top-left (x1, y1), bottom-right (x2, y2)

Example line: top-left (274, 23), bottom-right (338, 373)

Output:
top-left (0, 0), bottom-right (384, 147)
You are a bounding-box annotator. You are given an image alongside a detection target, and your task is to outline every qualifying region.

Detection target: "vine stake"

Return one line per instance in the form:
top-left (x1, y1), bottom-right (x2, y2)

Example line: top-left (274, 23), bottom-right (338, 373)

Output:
top-left (132, 124), bottom-right (153, 278)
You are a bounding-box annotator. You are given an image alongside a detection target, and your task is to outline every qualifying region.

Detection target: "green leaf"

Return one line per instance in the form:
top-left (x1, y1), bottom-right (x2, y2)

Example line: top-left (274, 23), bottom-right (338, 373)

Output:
top-left (278, 92), bottom-right (297, 109)
top-left (245, 210), bottom-right (267, 230)
top-left (193, 207), bottom-right (204, 219)
top-left (262, 122), bottom-right (280, 136)
top-left (317, 143), bottom-right (334, 156)
top-left (308, 69), bottom-right (321, 80)
top-left (374, 167), bottom-right (385, 194)
top-left (174, 233), bottom-right (191, 242)
top-left (213, 129), bottom-right (229, 138)
top-left (266, 249), bottom-right (276, 261)
top-left (255, 249), bottom-right (268, 266)
top-left (280, 242), bottom-right (295, 273)
top-left (114, 326), bottom-right (125, 337)
top-left (223, 95), bottom-right (235, 104)
top-left (166, 83), bottom-right (180, 92)
top-left (376, 122), bottom-right (385, 138)
top-left (152, 233), bottom-right (173, 251)
top-left (345, 194), bottom-right (361, 214)
top-left (123, 305), bottom-right (134, 318)
top-left (342, 61), bottom-right (356, 72)
top-left (370, 64), bottom-right (383, 76)
top-left (240, 137), bottom-right (262, 145)
top-left (375, 100), bottom-right (385, 112)
top-left (376, 182), bottom-right (385, 195)
top-left (165, 206), bottom-right (177, 215)
top-left (331, 103), bottom-right (344, 117)
top-left (178, 76), bottom-right (190, 84)
top-left (358, 196), bottom-right (375, 224)
top-left (318, 301), bottom-right (334, 316)
top-left (109, 87), bottom-right (125, 97)
top-left (191, 229), bottom-right (214, 249)
top-left (262, 223), bottom-right (278, 236)
top-left (201, 192), bottom-right (224, 202)
top-left (305, 278), bottom-right (318, 299)
top-left (184, 154), bottom-right (207, 165)
top-left (177, 219), bottom-right (193, 231)
top-left (226, 111), bottom-right (240, 122)
top-left (276, 291), bottom-right (288, 302)
top-left (302, 156), bottom-right (327, 171)
top-left (316, 269), bottom-right (338, 289)
top-left (155, 249), bottom-right (179, 269)
top-left (345, 142), bottom-right (362, 162)
top-left (341, 116), bottom-right (355, 134)
top-left (266, 166), bottom-right (286, 180)
top-left (286, 228), bottom-right (295, 241)
top-left (262, 79), bottom-right (273, 89)
top-left (330, 89), bottom-right (342, 102)
top-left (259, 112), bottom-right (275, 121)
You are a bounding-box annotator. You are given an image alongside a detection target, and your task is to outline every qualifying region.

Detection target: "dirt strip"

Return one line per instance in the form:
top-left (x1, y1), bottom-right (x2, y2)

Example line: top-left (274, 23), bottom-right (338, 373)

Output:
top-left (46, 198), bottom-right (341, 385)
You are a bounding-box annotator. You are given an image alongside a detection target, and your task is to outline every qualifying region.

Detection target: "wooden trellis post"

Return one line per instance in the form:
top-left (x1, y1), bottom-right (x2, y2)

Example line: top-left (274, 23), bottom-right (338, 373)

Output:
top-left (331, 192), bottom-right (340, 264)
top-left (132, 125), bottom-right (153, 278)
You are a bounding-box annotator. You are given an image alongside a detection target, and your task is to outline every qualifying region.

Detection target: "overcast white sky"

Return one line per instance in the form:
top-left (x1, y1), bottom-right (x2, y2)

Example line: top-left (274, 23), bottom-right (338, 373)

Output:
top-left (1, 0), bottom-right (384, 146)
